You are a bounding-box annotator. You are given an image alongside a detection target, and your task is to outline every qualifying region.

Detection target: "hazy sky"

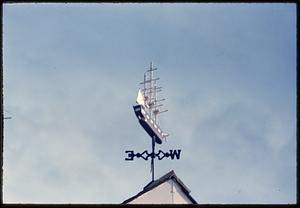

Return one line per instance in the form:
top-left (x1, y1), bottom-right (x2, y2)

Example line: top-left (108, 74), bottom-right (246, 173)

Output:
top-left (3, 3), bottom-right (296, 204)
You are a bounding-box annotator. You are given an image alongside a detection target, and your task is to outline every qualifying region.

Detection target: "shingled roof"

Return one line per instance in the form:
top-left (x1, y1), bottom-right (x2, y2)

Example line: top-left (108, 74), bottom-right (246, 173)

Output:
top-left (122, 170), bottom-right (197, 204)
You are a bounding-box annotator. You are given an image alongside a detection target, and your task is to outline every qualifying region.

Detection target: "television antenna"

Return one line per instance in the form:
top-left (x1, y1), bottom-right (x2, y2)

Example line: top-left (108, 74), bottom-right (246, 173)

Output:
top-left (125, 62), bottom-right (181, 182)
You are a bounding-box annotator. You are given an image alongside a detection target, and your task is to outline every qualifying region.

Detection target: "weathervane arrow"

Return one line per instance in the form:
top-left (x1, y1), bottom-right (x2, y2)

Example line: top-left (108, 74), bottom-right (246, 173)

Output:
top-left (125, 149), bottom-right (181, 161)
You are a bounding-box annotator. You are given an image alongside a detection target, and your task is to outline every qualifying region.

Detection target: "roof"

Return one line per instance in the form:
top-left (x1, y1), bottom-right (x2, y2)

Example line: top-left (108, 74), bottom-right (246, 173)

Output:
top-left (122, 170), bottom-right (197, 204)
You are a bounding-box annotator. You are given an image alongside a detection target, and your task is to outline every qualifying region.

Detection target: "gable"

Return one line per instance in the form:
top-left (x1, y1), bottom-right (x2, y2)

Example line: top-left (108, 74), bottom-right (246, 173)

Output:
top-left (128, 179), bottom-right (193, 204)
top-left (122, 170), bottom-right (197, 204)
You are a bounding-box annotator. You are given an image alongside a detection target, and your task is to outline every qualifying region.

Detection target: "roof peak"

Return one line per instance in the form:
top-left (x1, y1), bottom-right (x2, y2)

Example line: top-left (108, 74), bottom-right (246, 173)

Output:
top-left (122, 170), bottom-right (197, 204)
top-left (143, 170), bottom-right (175, 191)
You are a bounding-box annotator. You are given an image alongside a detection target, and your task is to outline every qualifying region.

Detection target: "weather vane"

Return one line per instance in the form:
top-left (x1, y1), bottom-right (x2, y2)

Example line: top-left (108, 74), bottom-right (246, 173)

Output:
top-left (125, 62), bottom-right (181, 182)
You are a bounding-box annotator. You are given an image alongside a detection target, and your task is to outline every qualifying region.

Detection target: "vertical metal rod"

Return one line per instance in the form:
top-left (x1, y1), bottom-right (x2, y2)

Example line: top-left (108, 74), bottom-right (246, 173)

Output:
top-left (143, 73), bottom-right (146, 93)
top-left (149, 62), bottom-right (152, 118)
top-left (151, 136), bottom-right (155, 181)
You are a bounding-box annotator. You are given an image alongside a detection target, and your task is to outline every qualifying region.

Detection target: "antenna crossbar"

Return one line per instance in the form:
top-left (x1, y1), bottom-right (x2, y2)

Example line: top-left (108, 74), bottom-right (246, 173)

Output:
top-left (155, 98), bottom-right (166, 102)
top-left (153, 104), bottom-right (163, 108)
top-left (146, 68), bottom-right (157, 72)
top-left (140, 78), bottom-right (160, 85)
top-left (141, 86), bottom-right (162, 91)
top-left (154, 109), bottom-right (168, 115)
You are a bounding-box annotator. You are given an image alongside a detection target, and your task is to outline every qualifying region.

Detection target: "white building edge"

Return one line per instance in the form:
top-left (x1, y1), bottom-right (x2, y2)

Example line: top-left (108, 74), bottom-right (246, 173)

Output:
top-left (122, 170), bottom-right (197, 204)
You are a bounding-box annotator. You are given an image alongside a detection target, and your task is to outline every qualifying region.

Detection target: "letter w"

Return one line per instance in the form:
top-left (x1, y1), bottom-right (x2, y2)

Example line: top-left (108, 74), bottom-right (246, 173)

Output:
top-left (169, 149), bottom-right (181, 160)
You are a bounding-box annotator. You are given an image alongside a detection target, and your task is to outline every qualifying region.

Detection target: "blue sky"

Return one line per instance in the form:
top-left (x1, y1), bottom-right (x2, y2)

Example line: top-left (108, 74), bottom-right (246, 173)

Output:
top-left (3, 3), bottom-right (296, 204)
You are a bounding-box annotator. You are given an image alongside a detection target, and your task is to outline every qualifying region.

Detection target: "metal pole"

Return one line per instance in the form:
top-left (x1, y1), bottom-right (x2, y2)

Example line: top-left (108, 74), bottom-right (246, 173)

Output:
top-left (151, 136), bottom-right (155, 181)
top-left (149, 62), bottom-right (152, 118)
